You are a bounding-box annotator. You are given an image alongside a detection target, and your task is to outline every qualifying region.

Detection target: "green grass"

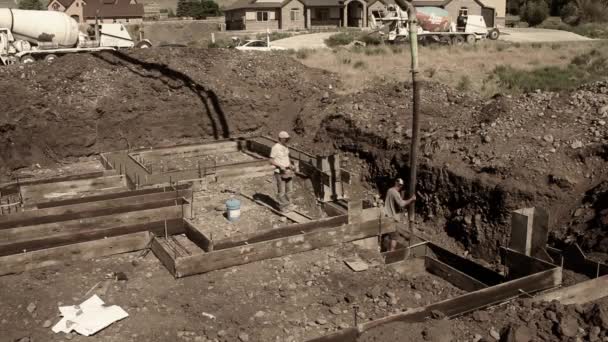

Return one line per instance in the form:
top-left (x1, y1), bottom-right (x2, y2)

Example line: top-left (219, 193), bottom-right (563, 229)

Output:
top-left (490, 49), bottom-right (608, 92)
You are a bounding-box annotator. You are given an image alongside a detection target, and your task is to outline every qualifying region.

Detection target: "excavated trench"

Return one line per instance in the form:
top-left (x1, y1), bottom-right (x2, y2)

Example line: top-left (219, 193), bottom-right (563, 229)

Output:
top-left (315, 114), bottom-right (606, 262)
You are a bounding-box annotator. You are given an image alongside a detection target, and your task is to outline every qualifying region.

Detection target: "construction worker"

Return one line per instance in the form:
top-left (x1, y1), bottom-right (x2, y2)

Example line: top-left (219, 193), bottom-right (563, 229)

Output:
top-left (270, 131), bottom-right (294, 211)
top-left (383, 178), bottom-right (416, 251)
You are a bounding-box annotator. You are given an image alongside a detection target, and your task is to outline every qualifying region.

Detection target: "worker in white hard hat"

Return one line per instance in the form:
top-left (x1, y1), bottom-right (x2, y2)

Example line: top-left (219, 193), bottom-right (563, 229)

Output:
top-left (383, 178), bottom-right (416, 251)
top-left (270, 131), bottom-right (294, 212)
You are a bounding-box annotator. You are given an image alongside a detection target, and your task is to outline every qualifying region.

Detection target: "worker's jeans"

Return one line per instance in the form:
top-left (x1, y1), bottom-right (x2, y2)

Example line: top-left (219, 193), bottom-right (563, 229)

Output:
top-left (275, 173), bottom-right (293, 208)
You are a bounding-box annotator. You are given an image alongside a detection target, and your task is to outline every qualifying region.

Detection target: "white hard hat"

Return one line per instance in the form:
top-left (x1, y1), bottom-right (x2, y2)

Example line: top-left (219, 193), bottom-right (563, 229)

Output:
top-left (396, 178), bottom-right (404, 185)
top-left (278, 131), bottom-right (290, 139)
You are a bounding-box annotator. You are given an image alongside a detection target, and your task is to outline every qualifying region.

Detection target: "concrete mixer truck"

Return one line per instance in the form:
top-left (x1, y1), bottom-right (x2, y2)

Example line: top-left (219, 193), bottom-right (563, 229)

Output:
top-left (369, 5), bottom-right (500, 44)
top-left (0, 9), bottom-right (152, 65)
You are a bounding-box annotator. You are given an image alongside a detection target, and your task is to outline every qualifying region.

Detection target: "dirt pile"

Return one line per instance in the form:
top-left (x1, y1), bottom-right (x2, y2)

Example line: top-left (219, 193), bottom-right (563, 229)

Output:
top-left (310, 80), bottom-right (608, 258)
top-left (0, 48), bottom-right (337, 178)
top-left (360, 298), bottom-right (608, 342)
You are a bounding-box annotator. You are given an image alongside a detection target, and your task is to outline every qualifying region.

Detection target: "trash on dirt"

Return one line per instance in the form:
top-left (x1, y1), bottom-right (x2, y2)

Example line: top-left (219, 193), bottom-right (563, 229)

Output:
top-left (344, 258), bottom-right (369, 272)
top-left (52, 295), bottom-right (128, 336)
top-left (202, 312), bottom-right (216, 320)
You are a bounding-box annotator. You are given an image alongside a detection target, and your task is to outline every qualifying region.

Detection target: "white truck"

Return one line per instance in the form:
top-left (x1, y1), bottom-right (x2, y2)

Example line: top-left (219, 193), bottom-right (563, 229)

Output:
top-left (0, 9), bottom-right (152, 65)
top-left (370, 5), bottom-right (500, 44)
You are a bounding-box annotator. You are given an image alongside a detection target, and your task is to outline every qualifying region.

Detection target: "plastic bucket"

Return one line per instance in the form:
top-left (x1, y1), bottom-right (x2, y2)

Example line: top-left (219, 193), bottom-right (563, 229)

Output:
top-left (226, 198), bottom-right (241, 222)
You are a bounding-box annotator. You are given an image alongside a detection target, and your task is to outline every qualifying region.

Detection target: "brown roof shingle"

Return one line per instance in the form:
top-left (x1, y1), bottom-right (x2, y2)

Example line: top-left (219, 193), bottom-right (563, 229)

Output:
top-left (83, 0), bottom-right (144, 19)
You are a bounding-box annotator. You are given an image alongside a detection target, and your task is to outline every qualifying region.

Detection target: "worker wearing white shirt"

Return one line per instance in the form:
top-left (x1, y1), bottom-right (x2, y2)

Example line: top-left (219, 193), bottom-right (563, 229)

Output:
top-left (270, 131), bottom-right (294, 211)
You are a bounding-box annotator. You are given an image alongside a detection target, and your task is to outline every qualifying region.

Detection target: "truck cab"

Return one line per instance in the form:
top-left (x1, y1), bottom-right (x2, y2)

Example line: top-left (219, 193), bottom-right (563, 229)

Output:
top-left (0, 28), bottom-right (17, 65)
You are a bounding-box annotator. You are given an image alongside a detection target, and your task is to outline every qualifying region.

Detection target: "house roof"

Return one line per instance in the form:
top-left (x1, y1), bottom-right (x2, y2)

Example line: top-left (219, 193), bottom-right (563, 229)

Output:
top-left (300, 0), bottom-right (342, 7)
top-left (83, 0), bottom-right (144, 18)
top-left (224, 0), bottom-right (288, 11)
top-left (411, 0), bottom-right (446, 6)
top-left (49, 0), bottom-right (75, 8)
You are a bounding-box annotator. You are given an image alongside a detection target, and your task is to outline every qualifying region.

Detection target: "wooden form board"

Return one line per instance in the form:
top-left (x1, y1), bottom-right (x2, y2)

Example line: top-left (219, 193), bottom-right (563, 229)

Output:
top-left (21, 175), bottom-right (127, 207)
top-left (0, 170), bottom-right (118, 195)
top-left (0, 203), bottom-right (185, 256)
top-left (0, 189), bottom-right (192, 229)
top-left (549, 243), bottom-right (608, 279)
top-left (501, 247), bottom-right (557, 280)
top-left (532, 274), bottom-right (608, 305)
top-left (129, 140), bottom-right (243, 161)
top-left (0, 231), bottom-right (152, 276)
top-left (153, 215), bottom-right (395, 278)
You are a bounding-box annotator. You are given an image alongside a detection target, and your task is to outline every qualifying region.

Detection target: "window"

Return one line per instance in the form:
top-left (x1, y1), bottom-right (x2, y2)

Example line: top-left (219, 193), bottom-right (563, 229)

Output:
top-left (459, 7), bottom-right (468, 16)
top-left (256, 11), bottom-right (269, 21)
top-left (126, 18), bottom-right (130, 22)
top-left (52, 2), bottom-right (60, 10)
top-left (290, 8), bottom-right (300, 21)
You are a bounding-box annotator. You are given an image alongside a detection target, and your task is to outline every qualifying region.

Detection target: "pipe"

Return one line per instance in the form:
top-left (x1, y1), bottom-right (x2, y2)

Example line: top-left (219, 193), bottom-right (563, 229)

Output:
top-left (393, 0), bottom-right (421, 246)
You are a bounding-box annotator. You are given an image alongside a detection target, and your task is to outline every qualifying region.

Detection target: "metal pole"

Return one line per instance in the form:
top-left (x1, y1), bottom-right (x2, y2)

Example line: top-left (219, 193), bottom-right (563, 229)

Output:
top-left (394, 0), bottom-right (421, 246)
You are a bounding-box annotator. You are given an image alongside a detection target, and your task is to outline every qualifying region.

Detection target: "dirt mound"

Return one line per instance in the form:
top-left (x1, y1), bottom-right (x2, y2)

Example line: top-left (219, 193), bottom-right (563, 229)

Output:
top-left (310, 80), bottom-right (608, 258)
top-left (0, 48), bottom-right (337, 178)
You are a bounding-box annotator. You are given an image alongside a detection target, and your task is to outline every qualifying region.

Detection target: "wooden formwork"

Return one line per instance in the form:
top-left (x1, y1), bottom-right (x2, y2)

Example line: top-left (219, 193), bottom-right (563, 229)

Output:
top-left (0, 185), bottom-right (193, 276)
top-left (307, 243), bottom-right (563, 342)
top-left (152, 207), bottom-right (395, 278)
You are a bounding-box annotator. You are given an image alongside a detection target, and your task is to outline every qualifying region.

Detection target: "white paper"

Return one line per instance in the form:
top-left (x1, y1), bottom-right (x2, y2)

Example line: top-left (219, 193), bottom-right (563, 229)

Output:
top-left (52, 295), bottom-right (128, 336)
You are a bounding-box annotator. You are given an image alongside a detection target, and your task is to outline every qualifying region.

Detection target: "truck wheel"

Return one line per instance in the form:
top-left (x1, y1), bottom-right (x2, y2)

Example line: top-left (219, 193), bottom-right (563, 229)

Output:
top-left (20, 55), bottom-right (35, 64)
top-left (44, 54), bottom-right (58, 63)
top-left (136, 41), bottom-right (152, 49)
top-left (488, 29), bottom-right (500, 40)
top-left (452, 35), bottom-right (465, 45)
top-left (466, 35), bottom-right (476, 44)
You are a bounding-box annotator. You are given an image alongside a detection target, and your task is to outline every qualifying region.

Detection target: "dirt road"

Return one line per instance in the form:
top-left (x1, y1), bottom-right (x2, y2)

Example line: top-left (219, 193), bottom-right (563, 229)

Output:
top-left (499, 28), bottom-right (593, 42)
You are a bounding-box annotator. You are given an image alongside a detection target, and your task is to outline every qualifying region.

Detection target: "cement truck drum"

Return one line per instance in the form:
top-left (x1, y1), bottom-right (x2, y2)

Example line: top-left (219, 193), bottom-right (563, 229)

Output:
top-left (416, 7), bottom-right (451, 33)
top-left (0, 9), bottom-right (79, 47)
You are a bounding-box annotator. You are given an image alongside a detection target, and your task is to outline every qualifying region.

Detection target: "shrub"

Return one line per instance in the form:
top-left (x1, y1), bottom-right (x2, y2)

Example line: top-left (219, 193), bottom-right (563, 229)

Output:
top-left (364, 47), bottom-right (387, 56)
top-left (562, 0), bottom-right (608, 24)
top-left (296, 49), bottom-right (311, 59)
top-left (340, 57), bottom-right (352, 64)
top-left (353, 61), bottom-right (366, 69)
top-left (360, 34), bottom-right (382, 46)
top-left (325, 32), bottom-right (357, 47)
top-left (456, 75), bottom-right (472, 91)
top-left (520, 0), bottom-right (550, 26)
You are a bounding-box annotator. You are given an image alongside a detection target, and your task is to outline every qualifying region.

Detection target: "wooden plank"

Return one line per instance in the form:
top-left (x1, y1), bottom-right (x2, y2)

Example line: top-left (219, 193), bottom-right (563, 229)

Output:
top-left (132, 141), bottom-right (239, 160)
top-left (151, 237), bottom-right (177, 276)
top-left (0, 171), bottom-right (113, 194)
top-left (214, 215), bottom-right (348, 250)
top-left (532, 274), bottom-right (608, 305)
top-left (323, 201), bottom-right (347, 217)
top-left (173, 218), bottom-right (395, 277)
top-left (0, 205), bottom-right (183, 255)
top-left (360, 267), bottom-right (561, 331)
top-left (348, 200), bottom-right (363, 224)
top-left (501, 247), bottom-right (556, 280)
top-left (21, 175), bottom-right (126, 204)
top-left (428, 243), bottom-right (504, 286)
top-left (34, 184), bottom-right (191, 209)
top-left (561, 244), bottom-right (608, 278)
top-left (184, 219), bottom-right (213, 252)
top-left (306, 328), bottom-right (359, 342)
top-left (425, 256), bottom-right (488, 292)
top-left (0, 190), bottom-right (191, 229)
top-left (0, 231), bottom-right (152, 276)
top-left (0, 216), bottom-right (184, 256)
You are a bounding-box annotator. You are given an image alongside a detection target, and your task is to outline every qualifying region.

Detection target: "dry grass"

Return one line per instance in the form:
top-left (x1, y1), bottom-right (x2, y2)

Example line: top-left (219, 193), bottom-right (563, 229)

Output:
top-left (296, 41), bottom-right (608, 96)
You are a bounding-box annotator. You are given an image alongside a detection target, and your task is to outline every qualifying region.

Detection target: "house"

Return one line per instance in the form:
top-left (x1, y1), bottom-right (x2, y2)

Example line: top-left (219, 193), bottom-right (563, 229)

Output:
top-left (224, 0), bottom-right (504, 31)
top-left (0, 0), bottom-right (18, 8)
top-left (48, 0), bottom-right (86, 23)
top-left (412, 0), bottom-right (505, 28)
top-left (48, 0), bottom-right (144, 24)
top-left (83, 0), bottom-right (144, 24)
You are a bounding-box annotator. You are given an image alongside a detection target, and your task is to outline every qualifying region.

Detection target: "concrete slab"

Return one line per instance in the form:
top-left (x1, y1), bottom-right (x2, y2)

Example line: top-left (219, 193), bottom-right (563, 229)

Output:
top-left (272, 32), bottom-right (334, 50)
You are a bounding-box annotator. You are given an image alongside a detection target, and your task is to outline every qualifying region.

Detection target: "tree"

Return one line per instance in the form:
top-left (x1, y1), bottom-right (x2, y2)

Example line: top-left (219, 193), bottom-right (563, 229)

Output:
top-left (561, 0), bottom-right (608, 24)
top-left (18, 0), bottom-right (43, 10)
top-left (176, 0), bottom-right (221, 18)
top-left (176, 0), bottom-right (191, 17)
top-left (520, 0), bottom-right (550, 26)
